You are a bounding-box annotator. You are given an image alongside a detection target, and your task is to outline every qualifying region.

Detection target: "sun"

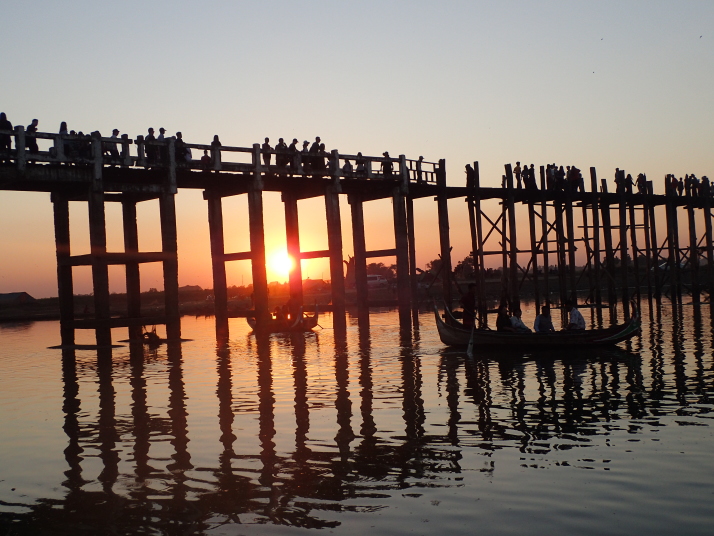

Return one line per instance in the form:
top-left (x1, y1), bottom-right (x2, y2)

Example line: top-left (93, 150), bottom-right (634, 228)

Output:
top-left (268, 250), bottom-right (295, 280)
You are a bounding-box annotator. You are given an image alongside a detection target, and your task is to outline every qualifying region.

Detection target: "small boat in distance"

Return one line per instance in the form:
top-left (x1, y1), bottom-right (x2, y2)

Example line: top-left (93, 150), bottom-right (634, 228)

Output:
top-left (247, 307), bottom-right (319, 333)
top-left (435, 304), bottom-right (640, 349)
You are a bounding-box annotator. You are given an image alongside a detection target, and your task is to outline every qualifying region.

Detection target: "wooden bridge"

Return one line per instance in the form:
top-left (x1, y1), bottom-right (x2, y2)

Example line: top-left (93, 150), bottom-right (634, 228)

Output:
top-left (0, 125), bottom-right (711, 346)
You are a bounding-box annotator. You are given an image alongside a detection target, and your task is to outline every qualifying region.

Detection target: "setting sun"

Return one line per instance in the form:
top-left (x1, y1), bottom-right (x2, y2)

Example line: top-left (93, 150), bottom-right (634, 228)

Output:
top-left (268, 250), bottom-right (295, 281)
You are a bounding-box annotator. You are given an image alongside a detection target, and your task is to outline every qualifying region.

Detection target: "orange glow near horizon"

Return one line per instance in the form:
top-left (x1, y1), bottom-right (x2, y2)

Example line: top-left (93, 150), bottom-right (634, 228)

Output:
top-left (268, 250), bottom-right (295, 282)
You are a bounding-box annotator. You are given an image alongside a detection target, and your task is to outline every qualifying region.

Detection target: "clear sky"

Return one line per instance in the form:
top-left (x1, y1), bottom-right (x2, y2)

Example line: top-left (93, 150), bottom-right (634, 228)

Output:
top-left (1, 1), bottom-right (712, 298)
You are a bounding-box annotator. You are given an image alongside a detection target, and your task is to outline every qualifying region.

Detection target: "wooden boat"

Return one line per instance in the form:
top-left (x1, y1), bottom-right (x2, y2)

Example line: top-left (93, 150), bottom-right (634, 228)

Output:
top-left (247, 307), bottom-right (319, 333)
top-left (435, 304), bottom-right (640, 349)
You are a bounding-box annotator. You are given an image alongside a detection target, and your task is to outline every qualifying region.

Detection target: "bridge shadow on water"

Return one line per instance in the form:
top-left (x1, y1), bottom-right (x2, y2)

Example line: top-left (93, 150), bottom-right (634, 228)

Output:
top-left (2, 300), bottom-right (714, 534)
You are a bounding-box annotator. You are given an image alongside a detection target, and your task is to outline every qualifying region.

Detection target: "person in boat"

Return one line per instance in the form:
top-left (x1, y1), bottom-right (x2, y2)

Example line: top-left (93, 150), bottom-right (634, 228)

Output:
top-left (510, 307), bottom-right (532, 332)
top-left (564, 299), bottom-right (586, 330)
top-left (496, 304), bottom-right (516, 332)
top-left (460, 283), bottom-right (477, 328)
top-left (534, 304), bottom-right (555, 333)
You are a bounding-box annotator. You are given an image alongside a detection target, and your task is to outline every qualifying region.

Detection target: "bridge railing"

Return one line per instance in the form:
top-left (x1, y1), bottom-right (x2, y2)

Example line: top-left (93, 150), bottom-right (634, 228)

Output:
top-left (0, 127), bottom-right (441, 186)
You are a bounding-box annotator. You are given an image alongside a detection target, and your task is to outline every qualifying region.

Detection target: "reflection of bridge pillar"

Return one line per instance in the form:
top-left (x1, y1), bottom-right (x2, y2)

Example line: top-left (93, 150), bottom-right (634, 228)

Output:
top-left (326, 187), bottom-right (346, 331)
top-left (52, 193), bottom-right (74, 346)
top-left (349, 194), bottom-right (369, 319)
top-left (283, 193), bottom-right (304, 308)
top-left (96, 348), bottom-right (119, 490)
top-left (206, 193), bottom-right (229, 339)
top-left (61, 348), bottom-right (83, 492)
top-left (122, 199), bottom-right (142, 341)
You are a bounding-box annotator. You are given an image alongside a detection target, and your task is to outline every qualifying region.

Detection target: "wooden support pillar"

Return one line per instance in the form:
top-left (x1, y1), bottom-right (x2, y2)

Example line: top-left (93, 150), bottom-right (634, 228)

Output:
top-left (628, 198), bottom-right (641, 306)
top-left (554, 197), bottom-right (568, 323)
top-left (539, 166), bottom-right (550, 304)
top-left (665, 193), bottom-right (682, 298)
top-left (206, 193), bottom-right (228, 338)
top-left (436, 159), bottom-right (453, 309)
top-left (703, 186), bottom-right (714, 296)
top-left (600, 180), bottom-right (617, 311)
top-left (641, 183), bottom-right (654, 300)
top-left (326, 187), bottom-right (346, 331)
top-left (250, 144), bottom-right (269, 323)
top-left (472, 163), bottom-right (487, 327)
top-left (122, 198), bottom-right (142, 341)
top-left (248, 187), bottom-right (269, 322)
top-left (500, 183), bottom-right (509, 305)
top-left (618, 187), bottom-right (630, 319)
top-left (89, 134), bottom-right (111, 346)
top-left (349, 194), bottom-right (369, 318)
top-left (406, 195), bottom-right (419, 323)
top-left (504, 164), bottom-right (519, 311)
top-left (159, 192), bottom-right (181, 340)
top-left (527, 199), bottom-right (541, 312)
top-left (648, 188), bottom-right (662, 298)
top-left (589, 169), bottom-right (602, 309)
top-left (393, 188), bottom-right (412, 328)
top-left (687, 199), bottom-right (700, 302)
top-left (52, 192), bottom-right (74, 346)
top-left (283, 193), bottom-right (304, 308)
top-left (88, 190), bottom-right (111, 347)
top-left (565, 191), bottom-right (578, 303)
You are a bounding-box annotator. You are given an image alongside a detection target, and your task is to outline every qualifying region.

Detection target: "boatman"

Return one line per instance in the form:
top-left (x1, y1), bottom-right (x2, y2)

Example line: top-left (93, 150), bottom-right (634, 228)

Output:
top-left (460, 283), bottom-right (477, 328)
top-left (564, 299), bottom-right (586, 330)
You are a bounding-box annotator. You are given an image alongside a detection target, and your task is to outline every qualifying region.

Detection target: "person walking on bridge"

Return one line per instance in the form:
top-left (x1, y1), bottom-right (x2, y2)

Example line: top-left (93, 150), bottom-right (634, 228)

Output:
top-left (0, 113), bottom-right (13, 162)
top-left (26, 118), bottom-right (39, 154)
top-left (262, 137), bottom-right (272, 167)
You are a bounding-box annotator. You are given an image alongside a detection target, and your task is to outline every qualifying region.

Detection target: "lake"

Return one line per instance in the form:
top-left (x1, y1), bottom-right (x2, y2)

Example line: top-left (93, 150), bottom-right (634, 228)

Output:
top-left (1, 301), bottom-right (713, 535)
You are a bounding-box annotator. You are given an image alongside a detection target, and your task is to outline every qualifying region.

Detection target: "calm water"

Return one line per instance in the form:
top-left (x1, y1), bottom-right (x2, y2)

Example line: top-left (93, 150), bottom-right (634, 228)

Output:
top-left (1, 303), bottom-right (714, 535)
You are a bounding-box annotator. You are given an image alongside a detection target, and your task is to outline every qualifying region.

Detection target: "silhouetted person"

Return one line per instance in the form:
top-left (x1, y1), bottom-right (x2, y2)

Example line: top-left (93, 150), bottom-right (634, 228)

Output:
top-left (308, 136), bottom-right (320, 171)
top-left (556, 166), bottom-right (566, 191)
top-left (275, 137), bottom-right (288, 169)
top-left (355, 152), bottom-right (366, 176)
top-left (678, 177), bottom-right (684, 196)
top-left (342, 159), bottom-right (353, 176)
top-left (0, 113), bottom-right (12, 160)
top-left (145, 128), bottom-right (157, 164)
top-left (106, 128), bottom-right (120, 163)
top-left (201, 149), bottom-right (211, 172)
top-left (416, 155), bottom-right (424, 183)
top-left (262, 137), bottom-right (272, 167)
top-left (460, 283), bottom-right (477, 327)
top-left (288, 138), bottom-right (299, 172)
top-left (564, 299), bottom-right (585, 330)
top-left (157, 127), bottom-right (167, 163)
top-left (534, 304), bottom-right (555, 333)
top-left (175, 131), bottom-right (186, 163)
top-left (381, 151), bottom-right (393, 178)
top-left (300, 140), bottom-right (312, 173)
top-left (26, 118), bottom-right (39, 154)
top-left (465, 164), bottom-right (475, 187)
top-left (636, 173), bottom-right (647, 194)
top-left (625, 173), bottom-right (634, 194)
top-left (496, 304), bottom-right (516, 332)
top-left (614, 168), bottom-right (624, 193)
top-left (513, 161), bottom-right (522, 189)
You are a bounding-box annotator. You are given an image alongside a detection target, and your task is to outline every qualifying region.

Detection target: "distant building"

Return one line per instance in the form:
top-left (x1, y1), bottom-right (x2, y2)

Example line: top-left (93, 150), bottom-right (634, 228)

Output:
top-left (0, 292), bottom-right (36, 305)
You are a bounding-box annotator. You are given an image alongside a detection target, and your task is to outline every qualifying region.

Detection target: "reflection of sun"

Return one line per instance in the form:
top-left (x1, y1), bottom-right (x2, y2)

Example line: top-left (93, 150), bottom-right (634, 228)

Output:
top-left (268, 250), bottom-right (295, 280)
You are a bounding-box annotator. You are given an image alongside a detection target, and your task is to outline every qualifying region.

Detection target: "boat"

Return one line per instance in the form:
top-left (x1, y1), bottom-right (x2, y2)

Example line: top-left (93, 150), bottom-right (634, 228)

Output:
top-left (434, 304), bottom-right (640, 349)
top-left (247, 307), bottom-right (319, 333)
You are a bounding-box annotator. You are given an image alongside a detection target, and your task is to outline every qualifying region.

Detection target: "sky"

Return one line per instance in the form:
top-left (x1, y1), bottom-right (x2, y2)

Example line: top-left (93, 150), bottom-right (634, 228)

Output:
top-left (1, 1), bottom-right (713, 298)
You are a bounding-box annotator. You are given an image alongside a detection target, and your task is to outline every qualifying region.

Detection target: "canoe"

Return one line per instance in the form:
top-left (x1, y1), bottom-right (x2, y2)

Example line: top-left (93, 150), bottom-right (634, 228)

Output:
top-left (434, 304), bottom-right (640, 349)
top-left (247, 308), bottom-right (319, 333)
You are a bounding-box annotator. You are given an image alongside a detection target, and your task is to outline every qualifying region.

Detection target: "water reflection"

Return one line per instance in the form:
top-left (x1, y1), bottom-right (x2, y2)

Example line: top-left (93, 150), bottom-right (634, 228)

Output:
top-left (2, 305), bottom-right (714, 533)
